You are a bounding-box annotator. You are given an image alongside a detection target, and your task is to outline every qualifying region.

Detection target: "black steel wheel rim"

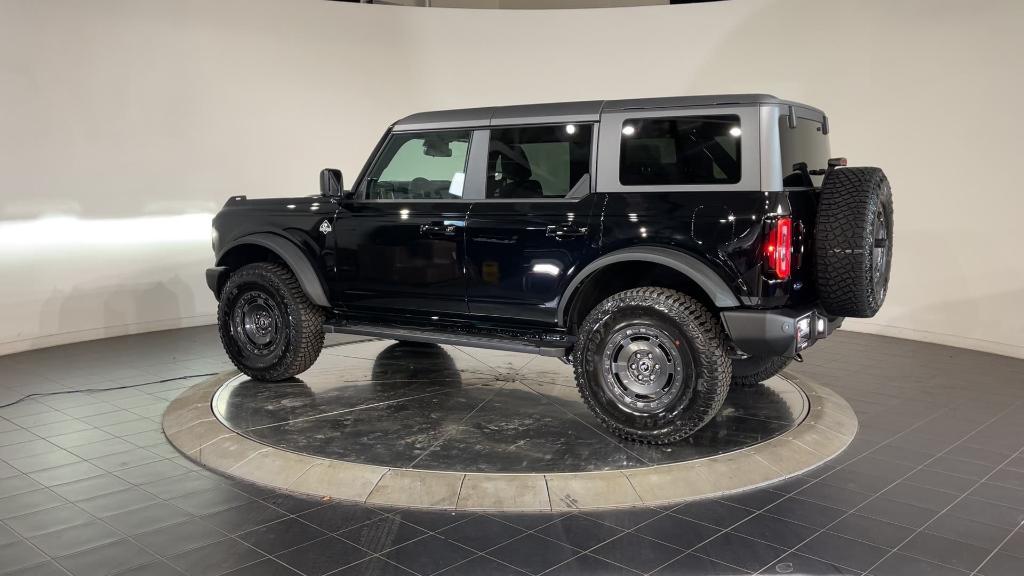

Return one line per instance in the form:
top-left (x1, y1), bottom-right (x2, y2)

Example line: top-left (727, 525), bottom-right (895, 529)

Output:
top-left (872, 205), bottom-right (889, 298)
top-left (600, 325), bottom-right (693, 414)
top-left (232, 289), bottom-right (282, 355)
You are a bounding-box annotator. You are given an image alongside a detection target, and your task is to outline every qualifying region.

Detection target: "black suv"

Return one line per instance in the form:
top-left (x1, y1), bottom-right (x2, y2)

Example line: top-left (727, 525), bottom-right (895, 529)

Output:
top-left (207, 94), bottom-right (893, 444)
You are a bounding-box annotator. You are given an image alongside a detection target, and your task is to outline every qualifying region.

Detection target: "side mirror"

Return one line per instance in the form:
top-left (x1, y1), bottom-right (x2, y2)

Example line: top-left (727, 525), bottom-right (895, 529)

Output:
top-left (319, 168), bottom-right (343, 198)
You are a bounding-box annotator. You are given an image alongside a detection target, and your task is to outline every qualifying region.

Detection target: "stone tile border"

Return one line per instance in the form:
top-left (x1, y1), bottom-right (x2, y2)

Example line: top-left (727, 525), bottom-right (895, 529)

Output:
top-left (162, 370), bottom-right (856, 511)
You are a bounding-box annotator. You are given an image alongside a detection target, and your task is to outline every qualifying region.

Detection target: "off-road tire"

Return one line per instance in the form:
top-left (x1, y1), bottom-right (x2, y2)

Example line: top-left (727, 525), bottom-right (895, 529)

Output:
top-left (731, 355), bottom-right (791, 388)
top-left (573, 287), bottom-right (731, 444)
top-left (217, 262), bottom-right (325, 381)
top-left (815, 167), bottom-right (894, 318)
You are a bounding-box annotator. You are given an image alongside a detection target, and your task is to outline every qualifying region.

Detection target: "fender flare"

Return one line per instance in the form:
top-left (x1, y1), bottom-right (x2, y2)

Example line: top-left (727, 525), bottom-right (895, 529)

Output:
top-left (557, 246), bottom-right (741, 327)
top-left (216, 233), bottom-right (331, 307)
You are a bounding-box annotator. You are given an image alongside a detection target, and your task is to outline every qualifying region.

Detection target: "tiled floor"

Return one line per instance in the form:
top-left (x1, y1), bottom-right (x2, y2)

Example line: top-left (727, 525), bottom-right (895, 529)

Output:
top-left (0, 327), bottom-right (1022, 575)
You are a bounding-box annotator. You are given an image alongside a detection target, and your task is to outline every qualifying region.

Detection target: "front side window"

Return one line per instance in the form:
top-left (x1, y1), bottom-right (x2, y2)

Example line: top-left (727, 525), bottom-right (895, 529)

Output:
top-left (486, 124), bottom-right (593, 199)
top-left (365, 130), bottom-right (470, 200)
top-left (619, 115), bottom-right (741, 186)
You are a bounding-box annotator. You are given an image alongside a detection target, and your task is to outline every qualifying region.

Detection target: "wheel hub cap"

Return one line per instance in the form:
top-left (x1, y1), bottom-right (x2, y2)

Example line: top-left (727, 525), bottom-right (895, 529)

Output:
top-left (601, 326), bottom-right (687, 414)
top-left (237, 292), bottom-right (280, 349)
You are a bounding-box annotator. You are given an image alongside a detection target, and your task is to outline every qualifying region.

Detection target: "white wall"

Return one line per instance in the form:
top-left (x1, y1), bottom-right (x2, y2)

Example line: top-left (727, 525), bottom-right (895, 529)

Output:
top-left (1, 0), bottom-right (1022, 358)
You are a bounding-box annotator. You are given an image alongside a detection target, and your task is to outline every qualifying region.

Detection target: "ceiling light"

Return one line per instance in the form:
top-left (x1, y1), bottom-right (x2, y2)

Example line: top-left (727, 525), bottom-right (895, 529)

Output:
top-left (622, 125), bottom-right (636, 136)
top-left (729, 127), bottom-right (742, 137)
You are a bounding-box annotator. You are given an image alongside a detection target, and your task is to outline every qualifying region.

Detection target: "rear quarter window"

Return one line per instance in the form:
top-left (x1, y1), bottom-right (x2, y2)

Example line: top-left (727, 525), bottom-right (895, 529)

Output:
top-left (619, 115), bottom-right (741, 186)
top-left (780, 117), bottom-right (831, 187)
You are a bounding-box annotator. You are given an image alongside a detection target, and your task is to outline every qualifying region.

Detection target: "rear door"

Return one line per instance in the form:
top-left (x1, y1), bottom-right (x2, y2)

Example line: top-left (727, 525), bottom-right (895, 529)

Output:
top-left (331, 129), bottom-right (478, 315)
top-left (465, 123), bottom-right (598, 325)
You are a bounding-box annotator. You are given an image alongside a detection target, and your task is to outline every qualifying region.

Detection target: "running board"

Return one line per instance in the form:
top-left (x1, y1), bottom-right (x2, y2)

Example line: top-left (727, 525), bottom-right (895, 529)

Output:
top-left (323, 322), bottom-right (572, 357)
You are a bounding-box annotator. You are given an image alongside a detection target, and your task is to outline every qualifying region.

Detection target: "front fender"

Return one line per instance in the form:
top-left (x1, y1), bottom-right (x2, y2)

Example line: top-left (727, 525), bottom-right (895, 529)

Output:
top-left (216, 232), bottom-right (330, 307)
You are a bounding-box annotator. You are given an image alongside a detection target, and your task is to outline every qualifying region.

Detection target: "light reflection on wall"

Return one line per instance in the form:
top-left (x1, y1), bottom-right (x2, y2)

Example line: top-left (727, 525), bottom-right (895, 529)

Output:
top-left (0, 213), bottom-right (214, 250)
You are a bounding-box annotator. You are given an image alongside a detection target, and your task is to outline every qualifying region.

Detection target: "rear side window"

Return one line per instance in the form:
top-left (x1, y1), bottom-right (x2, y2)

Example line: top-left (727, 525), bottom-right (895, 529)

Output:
top-left (365, 130), bottom-right (470, 200)
top-left (619, 115), bottom-right (741, 186)
top-left (780, 116), bottom-right (831, 187)
top-left (486, 124), bottom-right (593, 199)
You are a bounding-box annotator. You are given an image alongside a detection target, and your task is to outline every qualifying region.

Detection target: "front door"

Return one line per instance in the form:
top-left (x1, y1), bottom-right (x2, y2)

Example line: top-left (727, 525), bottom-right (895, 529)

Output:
top-left (466, 123), bottom-right (598, 324)
top-left (331, 129), bottom-right (475, 315)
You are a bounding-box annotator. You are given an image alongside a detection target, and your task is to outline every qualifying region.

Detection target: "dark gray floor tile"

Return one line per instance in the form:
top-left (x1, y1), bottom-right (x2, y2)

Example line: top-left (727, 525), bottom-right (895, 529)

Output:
top-left (139, 473), bottom-right (220, 500)
top-left (237, 517), bottom-right (329, 555)
top-left (436, 555), bottom-right (530, 575)
top-left (166, 537), bottom-right (265, 576)
top-left (200, 501), bottom-right (288, 535)
top-left (49, 474), bottom-right (132, 502)
top-left (979, 551), bottom-right (1024, 576)
top-left (673, 499), bottom-right (755, 529)
top-left (435, 514), bottom-right (524, 552)
top-left (904, 468), bottom-right (978, 495)
top-left (732, 513), bottom-right (818, 549)
top-left (797, 531), bottom-right (889, 572)
top-left (328, 557), bottom-right (416, 575)
top-left (580, 507), bottom-right (661, 530)
top-left (28, 519), bottom-right (122, 556)
top-left (4, 560), bottom-right (74, 576)
top-left (135, 518), bottom-right (229, 557)
top-left (0, 489), bottom-right (64, 519)
top-left (826, 513), bottom-right (915, 549)
top-left (259, 492), bottom-right (326, 515)
top-left (796, 481), bottom-right (874, 511)
top-left (925, 455), bottom-right (997, 480)
top-left (486, 533), bottom-right (578, 575)
top-left (946, 497), bottom-right (1024, 529)
top-left (273, 536), bottom-right (371, 576)
top-left (488, 512), bottom-right (567, 531)
top-left (221, 558), bottom-right (301, 576)
top-left (651, 552), bottom-right (748, 574)
top-left (76, 487), bottom-right (159, 517)
top-left (870, 551), bottom-right (969, 576)
top-left (5, 503), bottom-right (92, 537)
top-left (879, 481), bottom-right (962, 512)
top-left (387, 508), bottom-right (476, 532)
top-left (899, 531), bottom-right (992, 572)
top-left (764, 496), bottom-right (847, 530)
top-left (970, 481), bottom-right (1024, 509)
top-left (543, 553), bottom-right (641, 575)
top-left (0, 475), bottom-right (42, 499)
top-left (0, 540), bottom-right (49, 574)
top-left (693, 531), bottom-right (787, 573)
top-left (294, 503), bottom-right (383, 534)
top-left (57, 538), bottom-right (158, 576)
top-left (588, 532), bottom-right (682, 573)
top-left (715, 488), bottom-right (787, 511)
top-left (770, 552), bottom-right (862, 575)
top-left (103, 501), bottom-right (193, 535)
top-left (382, 533), bottom-right (478, 575)
top-left (113, 561), bottom-right (186, 575)
top-left (632, 512), bottom-right (722, 550)
top-left (922, 513), bottom-right (1013, 549)
top-left (857, 496), bottom-right (937, 529)
top-left (169, 486), bottom-right (252, 516)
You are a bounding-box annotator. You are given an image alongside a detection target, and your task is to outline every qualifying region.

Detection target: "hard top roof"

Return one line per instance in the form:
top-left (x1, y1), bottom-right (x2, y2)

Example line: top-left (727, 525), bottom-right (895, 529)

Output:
top-left (393, 94), bottom-right (823, 131)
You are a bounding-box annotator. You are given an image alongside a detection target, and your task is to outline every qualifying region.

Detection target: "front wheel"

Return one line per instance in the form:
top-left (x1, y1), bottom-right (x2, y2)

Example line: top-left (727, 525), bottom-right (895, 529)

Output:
top-left (217, 262), bottom-right (325, 381)
top-left (573, 287), bottom-right (731, 444)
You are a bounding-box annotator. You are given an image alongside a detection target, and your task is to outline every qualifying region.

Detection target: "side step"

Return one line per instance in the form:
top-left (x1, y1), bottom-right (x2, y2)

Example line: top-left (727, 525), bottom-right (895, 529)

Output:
top-left (323, 322), bottom-right (572, 358)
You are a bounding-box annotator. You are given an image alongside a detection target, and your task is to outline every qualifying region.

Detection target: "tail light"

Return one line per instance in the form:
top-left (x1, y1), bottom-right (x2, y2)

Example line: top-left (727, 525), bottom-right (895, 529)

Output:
top-left (765, 216), bottom-right (792, 279)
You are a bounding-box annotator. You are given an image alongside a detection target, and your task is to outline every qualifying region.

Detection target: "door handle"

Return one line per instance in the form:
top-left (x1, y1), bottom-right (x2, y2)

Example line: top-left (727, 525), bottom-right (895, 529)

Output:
top-left (420, 222), bottom-right (459, 236)
top-left (546, 223), bottom-right (588, 239)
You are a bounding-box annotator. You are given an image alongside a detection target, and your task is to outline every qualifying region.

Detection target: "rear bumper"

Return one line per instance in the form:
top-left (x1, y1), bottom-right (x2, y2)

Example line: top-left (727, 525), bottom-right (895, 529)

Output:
top-left (721, 306), bottom-right (843, 358)
top-left (206, 267), bottom-right (228, 297)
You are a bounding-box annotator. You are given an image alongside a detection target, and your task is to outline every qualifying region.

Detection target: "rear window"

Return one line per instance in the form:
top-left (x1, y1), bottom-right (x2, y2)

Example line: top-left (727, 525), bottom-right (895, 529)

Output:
top-left (619, 115), bottom-right (741, 186)
top-left (780, 116), bottom-right (831, 187)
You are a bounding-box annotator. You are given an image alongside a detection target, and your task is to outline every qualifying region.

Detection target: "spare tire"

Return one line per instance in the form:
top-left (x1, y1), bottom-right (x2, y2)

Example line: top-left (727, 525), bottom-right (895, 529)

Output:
top-left (815, 167), bottom-right (893, 318)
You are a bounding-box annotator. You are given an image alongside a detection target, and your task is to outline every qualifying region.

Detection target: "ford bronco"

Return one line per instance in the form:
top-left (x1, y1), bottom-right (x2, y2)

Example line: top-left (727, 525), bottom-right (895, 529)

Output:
top-left (207, 94), bottom-right (893, 444)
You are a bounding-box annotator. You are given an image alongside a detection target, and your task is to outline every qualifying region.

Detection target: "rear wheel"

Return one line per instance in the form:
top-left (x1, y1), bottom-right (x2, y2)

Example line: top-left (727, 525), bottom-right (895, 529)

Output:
top-left (573, 287), bottom-right (731, 444)
top-left (218, 263), bottom-right (325, 381)
top-left (731, 355), bottom-right (792, 388)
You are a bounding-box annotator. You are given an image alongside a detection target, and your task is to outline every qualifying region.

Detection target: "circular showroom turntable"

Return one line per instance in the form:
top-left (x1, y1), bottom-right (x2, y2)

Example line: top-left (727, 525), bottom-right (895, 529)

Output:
top-left (163, 339), bottom-right (856, 511)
